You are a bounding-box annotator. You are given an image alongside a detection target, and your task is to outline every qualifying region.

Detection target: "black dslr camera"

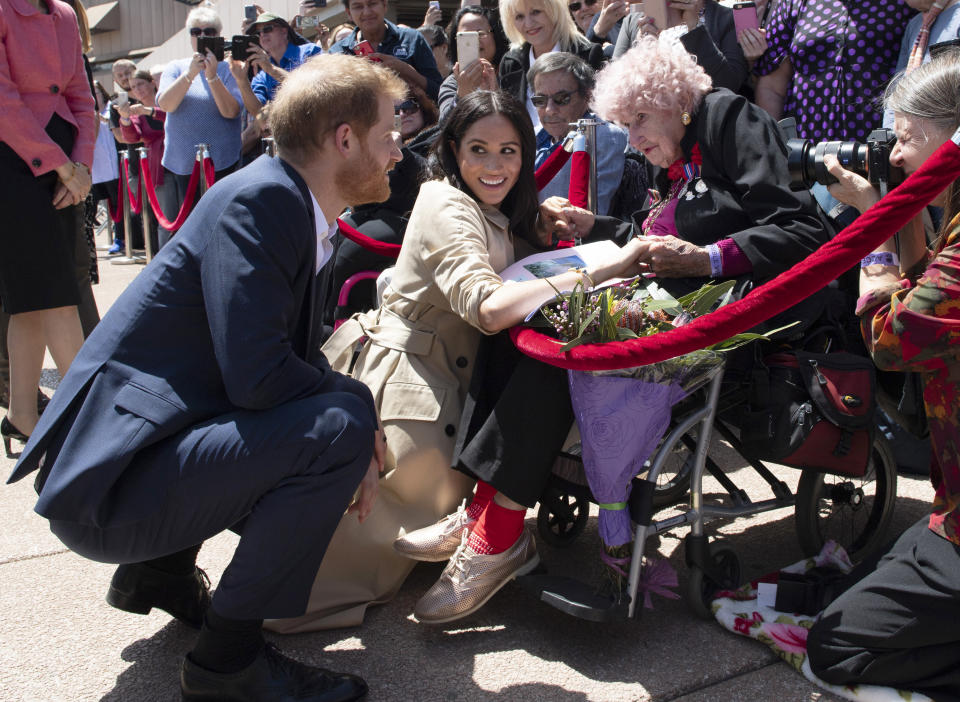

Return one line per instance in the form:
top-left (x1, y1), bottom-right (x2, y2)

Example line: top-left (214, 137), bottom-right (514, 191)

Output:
top-left (780, 118), bottom-right (905, 193)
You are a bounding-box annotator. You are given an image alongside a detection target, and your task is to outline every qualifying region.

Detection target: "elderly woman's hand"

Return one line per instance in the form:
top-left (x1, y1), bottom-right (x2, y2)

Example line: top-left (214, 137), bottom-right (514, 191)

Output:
top-left (594, 0), bottom-right (630, 39)
top-left (635, 235), bottom-right (711, 277)
top-left (823, 153), bottom-right (880, 214)
top-left (200, 51), bottom-right (220, 81)
top-left (639, 14), bottom-right (660, 37)
top-left (536, 197), bottom-right (596, 246)
top-left (52, 162), bottom-right (91, 209)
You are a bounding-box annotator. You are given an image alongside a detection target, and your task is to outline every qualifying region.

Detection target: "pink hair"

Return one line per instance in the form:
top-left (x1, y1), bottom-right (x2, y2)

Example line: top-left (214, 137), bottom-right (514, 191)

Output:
top-left (592, 37), bottom-right (712, 124)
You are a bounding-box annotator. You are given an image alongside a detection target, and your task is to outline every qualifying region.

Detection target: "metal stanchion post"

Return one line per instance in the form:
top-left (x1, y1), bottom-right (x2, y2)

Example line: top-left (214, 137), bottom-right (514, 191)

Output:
top-left (197, 143), bottom-right (210, 198)
top-left (261, 136), bottom-right (276, 157)
top-left (576, 118), bottom-right (600, 215)
top-left (112, 151), bottom-right (140, 265)
top-left (138, 146), bottom-right (154, 263)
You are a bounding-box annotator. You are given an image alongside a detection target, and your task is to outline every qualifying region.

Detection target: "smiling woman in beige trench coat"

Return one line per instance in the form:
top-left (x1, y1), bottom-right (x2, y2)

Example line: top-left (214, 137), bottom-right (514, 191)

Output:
top-left (264, 91), bottom-right (644, 632)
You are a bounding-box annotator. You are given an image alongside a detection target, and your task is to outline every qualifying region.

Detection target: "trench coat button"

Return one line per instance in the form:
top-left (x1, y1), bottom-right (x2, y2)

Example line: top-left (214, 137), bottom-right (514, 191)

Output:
top-left (444, 424), bottom-right (456, 436)
top-left (456, 356), bottom-right (468, 368)
top-left (32, 158), bottom-right (42, 168)
top-left (50, 84), bottom-right (60, 94)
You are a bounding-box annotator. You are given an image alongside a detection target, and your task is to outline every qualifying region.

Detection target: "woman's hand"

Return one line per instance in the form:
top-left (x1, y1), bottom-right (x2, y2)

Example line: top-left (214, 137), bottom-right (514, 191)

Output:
top-left (536, 197), bottom-right (596, 246)
top-left (115, 101), bottom-right (132, 119)
top-left (52, 162), bottom-right (91, 209)
top-left (128, 104), bottom-right (151, 117)
top-left (202, 50), bottom-right (220, 81)
top-left (243, 4), bottom-right (267, 32)
top-left (737, 27), bottom-right (768, 61)
top-left (824, 153), bottom-right (880, 213)
top-left (668, 0), bottom-right (703, 30)
top-left (639, 14), bottom-right (660, 37)
top-left (187, 52), bottom-right (206, 80)
top-left (633, 235), bottom-right (711, 277)
top-left (594, 0), bottom-right (630, 39)
top-left (588, 236), bottom-right (648, 283)
top-left (454, 58), bottom-right (497, 96)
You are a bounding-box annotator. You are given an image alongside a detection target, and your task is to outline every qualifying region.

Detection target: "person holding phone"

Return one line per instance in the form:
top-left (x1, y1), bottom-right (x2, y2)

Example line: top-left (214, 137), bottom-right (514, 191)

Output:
top-left (156, 6), bottom-right (242, 248)
top-left (497, 0), bottom-right (605, 133)
top-left (244, 12), bottom-right (322, 108)
top-left (328, 0), bottom-right (445, 101)
top-left (437, 5), bottom-right (510, 123)
top-left (612, 0), bottom-right (749, 92)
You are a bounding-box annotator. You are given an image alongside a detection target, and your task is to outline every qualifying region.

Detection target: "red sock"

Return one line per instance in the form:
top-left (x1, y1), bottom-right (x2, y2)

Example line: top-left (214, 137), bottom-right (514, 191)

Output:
top-left (466, 480), bottom-right (497, 520)
top-left (467, 499), bottom-right (524, 555)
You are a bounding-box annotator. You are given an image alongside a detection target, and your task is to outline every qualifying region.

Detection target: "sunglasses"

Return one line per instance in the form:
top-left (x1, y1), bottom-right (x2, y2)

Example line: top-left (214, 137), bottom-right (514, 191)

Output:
top-left (395, 100), bottom-right (420, 115)
top-left (530, 89), bottom-right (578, 108)
top-left (252, 24), bottom-right (284, 37)
top-left (568, 0), bottom-right (598, 10)
top-left (189, 27), bottom-right (220, 37)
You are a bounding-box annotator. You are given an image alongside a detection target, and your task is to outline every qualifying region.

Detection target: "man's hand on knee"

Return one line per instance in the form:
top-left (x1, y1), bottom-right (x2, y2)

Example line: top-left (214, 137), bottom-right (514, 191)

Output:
top-left (348, 423), bottom-right (386, 522)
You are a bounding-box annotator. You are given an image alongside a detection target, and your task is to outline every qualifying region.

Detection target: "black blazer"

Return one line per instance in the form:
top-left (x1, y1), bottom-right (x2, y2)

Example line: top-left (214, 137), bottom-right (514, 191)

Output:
top-left (8, 155), bottom-right (376, 528)
top-left (594, 89), bottom-right (830, 284)
top-left (497, 40), bottom-right (605, 106)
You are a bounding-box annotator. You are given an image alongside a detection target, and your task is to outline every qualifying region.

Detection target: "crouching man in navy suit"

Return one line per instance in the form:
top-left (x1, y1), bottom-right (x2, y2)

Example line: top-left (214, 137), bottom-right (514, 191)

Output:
top-left (7, 55), bottom-right (406, 702)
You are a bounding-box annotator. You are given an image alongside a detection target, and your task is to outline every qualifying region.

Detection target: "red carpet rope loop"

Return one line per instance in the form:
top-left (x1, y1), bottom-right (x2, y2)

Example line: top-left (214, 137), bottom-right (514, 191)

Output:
top-left (140, 158), bottom-right (202, 233)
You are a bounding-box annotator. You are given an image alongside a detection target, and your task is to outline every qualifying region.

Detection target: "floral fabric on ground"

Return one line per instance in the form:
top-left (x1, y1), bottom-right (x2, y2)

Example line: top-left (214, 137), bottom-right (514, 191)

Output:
top-left (711, 542), bottom-right (932, 702)
top-left (856, 217), bottom-right (960, 546)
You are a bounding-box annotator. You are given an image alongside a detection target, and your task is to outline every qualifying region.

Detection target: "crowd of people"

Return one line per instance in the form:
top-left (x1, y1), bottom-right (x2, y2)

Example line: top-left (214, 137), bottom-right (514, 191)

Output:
top-left (4, 0), bottom-right (960, 700)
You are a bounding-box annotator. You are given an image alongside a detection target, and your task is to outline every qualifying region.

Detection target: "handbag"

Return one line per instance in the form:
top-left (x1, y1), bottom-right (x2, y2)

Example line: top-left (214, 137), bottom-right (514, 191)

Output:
top-left (738, 351), bottom-right (876, 478)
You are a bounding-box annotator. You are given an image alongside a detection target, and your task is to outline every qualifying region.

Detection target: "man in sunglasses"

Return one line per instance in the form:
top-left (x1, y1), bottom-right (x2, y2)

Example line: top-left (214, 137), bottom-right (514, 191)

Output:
top-left (529, 52), bottom-right (626, 216)
top-left (242, 12), bottom-right (322, 110)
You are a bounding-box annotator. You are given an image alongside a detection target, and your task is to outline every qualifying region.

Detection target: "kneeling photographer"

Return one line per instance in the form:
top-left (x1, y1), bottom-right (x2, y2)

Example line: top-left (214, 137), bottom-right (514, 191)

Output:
top-left (805, 52), bottom-right (960, 701)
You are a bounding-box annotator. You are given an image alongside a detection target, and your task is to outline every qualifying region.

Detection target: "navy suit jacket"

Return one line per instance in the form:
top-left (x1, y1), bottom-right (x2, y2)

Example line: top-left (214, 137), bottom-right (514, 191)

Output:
top-left (7, 155), bottom-right (376, 528)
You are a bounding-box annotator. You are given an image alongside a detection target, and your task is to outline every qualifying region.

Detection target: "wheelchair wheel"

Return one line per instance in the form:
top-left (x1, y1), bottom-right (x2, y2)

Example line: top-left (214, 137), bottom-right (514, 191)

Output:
top-left (642, 428), bottom-right (695, 509)
top-left (537, 482), bottom-right (590, 548)
top-left (794, 434), bottom-right (897, 561)
top-left (684, 541), bottom-right (741, 620)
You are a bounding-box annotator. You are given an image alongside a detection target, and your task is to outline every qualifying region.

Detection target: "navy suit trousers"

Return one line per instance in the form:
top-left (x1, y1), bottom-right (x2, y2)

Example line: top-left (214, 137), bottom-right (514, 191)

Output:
top-left (49, 392), bottom-right (374, 620)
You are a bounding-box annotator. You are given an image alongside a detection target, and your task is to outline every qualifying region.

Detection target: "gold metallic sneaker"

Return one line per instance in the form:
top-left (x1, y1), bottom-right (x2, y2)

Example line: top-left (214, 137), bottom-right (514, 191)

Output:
top-left (413, 529), bottom-right (539, 624)
top-left (393, 502), bottom-right (476, 562)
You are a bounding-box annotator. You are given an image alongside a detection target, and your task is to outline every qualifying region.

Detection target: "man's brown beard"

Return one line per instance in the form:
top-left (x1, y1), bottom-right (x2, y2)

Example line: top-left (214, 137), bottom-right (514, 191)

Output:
top-left (334, 142), bottom-right (391, 207)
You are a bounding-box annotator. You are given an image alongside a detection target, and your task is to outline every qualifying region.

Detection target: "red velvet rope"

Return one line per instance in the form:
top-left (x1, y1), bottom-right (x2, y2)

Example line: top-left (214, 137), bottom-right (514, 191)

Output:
top-left (122, 157), bottom-right (142, 215)
top-left (109, 176), bottom-right (123, 223)
top-left (335, 217), bottom-right (402, 258)
top-left (511, 139), bottom-right (960, 370)
top-left (535, 144), bottom-right (572, 191)
top-left (568, 149), bottom-right (590, 209)
top-left (202, 157), bottom-right (216, 188)
top-left (140, 158), bottom-right (202, 233)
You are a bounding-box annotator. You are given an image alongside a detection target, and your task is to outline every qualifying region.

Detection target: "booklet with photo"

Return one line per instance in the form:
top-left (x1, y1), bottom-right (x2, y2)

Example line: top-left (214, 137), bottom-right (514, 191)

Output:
top-left (498, 240), bottom-right (629, 321)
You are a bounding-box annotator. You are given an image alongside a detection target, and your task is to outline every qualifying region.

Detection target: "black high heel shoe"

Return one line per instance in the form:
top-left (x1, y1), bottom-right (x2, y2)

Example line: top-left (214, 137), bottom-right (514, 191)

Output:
top-left (1, 416), bottom-right (29, 459)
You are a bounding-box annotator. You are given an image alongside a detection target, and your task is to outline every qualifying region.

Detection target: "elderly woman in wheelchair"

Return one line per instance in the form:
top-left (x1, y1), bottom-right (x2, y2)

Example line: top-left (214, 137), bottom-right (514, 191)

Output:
top-left (396, 37), bottom-right (831, 623)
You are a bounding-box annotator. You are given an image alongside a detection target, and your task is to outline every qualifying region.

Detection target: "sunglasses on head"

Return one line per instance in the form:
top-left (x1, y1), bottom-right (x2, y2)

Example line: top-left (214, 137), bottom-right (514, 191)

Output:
top-left (568, 0), bottom-right (598, 11)
top-left (395, 100), bottom-right (420, 115)
top-left (530, 89), bottom-right (578, 108)
top-left (189, 27), bottom-right (220, 37)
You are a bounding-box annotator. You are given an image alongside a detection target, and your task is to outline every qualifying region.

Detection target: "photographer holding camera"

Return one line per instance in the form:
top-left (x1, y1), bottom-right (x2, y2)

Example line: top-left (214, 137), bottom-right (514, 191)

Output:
top-left (805, 52), bottom-right (960, 701)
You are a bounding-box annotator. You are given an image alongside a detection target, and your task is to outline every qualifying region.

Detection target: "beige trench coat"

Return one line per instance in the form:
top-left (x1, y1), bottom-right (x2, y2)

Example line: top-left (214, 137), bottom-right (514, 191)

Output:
top-left (266, 180), bottom-right (516, 632)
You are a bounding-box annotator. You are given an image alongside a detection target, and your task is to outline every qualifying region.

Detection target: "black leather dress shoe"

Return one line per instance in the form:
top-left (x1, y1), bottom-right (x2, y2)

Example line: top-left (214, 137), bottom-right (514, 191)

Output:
top-left (106, 562), bottom-right (211, 629)
top-left (181, 643), bottom-right (368, 702)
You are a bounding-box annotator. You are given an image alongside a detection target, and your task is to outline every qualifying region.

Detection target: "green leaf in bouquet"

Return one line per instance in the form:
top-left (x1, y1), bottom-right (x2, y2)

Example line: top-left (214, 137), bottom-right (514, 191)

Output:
top-left (577, 307), bottom-right (600, 337)
top-left (684, 279), bottom-right (738, 317)
top-left (615, 327), bottom-right (640, 340)
top-left (643, 298), bottom-right (682, 314)
top-left (639, 280), bottom-right (683, 315)
top-left (559, 334), bottom-right (598, 352)
top-left (705, 322), bottom-right (799, 352)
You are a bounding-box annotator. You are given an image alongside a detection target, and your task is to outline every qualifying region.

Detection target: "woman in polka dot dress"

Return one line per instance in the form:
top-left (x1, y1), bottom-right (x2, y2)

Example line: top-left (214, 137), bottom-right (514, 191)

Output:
top-left (753, 0), bottom-right (914, 142)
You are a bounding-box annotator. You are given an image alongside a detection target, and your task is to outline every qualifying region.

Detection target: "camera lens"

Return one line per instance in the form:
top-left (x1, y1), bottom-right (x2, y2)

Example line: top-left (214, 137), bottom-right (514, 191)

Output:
top-left (811, 141), bottom-right (868, 186)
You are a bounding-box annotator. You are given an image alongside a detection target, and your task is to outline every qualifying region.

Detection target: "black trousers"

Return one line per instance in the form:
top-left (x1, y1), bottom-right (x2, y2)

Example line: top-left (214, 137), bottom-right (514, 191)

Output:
top-left (49, 393), bottom-right (374, 620)
top-left (807, 516), bottom-right (960, 702)
top-left (452, 332), bottom-right (573, 508)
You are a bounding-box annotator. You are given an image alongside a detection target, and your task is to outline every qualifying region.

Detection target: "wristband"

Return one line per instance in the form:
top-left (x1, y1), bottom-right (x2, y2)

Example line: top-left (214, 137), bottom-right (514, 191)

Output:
top-left (860, 252), bottom-right (899, 268)
top-left (707, 243), bottom-right (722, 278)
top-left (208, 74), bottom-right (221, 83)
top-left (570, 267), bottom-right (595, 288)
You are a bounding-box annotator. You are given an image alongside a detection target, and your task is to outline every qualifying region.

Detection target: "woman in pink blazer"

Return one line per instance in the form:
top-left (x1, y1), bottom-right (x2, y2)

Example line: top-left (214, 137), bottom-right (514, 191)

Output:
top-left (0, 0), bottom-right (96, 455)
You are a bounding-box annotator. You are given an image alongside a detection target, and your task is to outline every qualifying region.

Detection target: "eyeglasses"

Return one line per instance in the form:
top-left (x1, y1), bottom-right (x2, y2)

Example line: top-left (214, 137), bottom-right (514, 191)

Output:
top-left (530, 90), bottom-right (578, 108)
top-left (189, 27), bottom-right (220, 37)
top-left (252, 24), bottom-right (284, 37)
top-left (395, 100), bottom-right (420, 115)
top-left (567, 0), bottom-right (598, 11)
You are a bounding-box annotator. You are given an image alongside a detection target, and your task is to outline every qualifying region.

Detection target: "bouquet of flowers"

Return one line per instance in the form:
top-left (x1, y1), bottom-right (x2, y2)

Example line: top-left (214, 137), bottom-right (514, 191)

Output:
top-left (536, 277), bottom-right (784, 604)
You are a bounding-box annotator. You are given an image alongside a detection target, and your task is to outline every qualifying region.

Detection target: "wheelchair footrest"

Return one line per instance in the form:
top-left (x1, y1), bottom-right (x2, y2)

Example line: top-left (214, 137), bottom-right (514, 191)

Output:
top-left (517, 574), bottom-right (629, 622)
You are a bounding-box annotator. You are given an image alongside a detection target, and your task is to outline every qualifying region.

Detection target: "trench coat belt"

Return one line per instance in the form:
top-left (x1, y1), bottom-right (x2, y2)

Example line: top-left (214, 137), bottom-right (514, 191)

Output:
top-left (362, 308), bottom-right (436, 356)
